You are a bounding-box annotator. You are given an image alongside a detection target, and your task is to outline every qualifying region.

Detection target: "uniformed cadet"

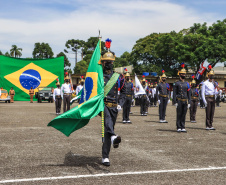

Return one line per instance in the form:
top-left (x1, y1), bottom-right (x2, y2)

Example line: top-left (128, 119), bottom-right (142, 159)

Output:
top-left (29, 87), bottom-right (34, 103)
top-left (173, 64), bottom-right (191, 132)
top-left (76, 77), bottom-right (84, 103)
top-left (61, 73), bottom-right (72, 113)
top-left (53, 79), bottom-right (62, 115)
top-left (145, 81), bottom-right (149, 113)
top-left (201, 66), bottom-right (219, 130)
top-left (149, 83), bottom-right (154, 107)
top-left (199, 84), bottom-right (205, 108)
top-left (101, 42), bottom-right (126, 166)
top-left (9, 87), bottom-right (15, 103)
top-left (189, 75), bottom-right (199, 123)
top-left (153, 82), bottom-right (157, 107)
top-left (156, 70), bottom-right (170, 123)
top-left (122, 72), bottom-right (134, 123)
top-left (215, 81), bottom-right (221, 107)
top-left (140, 76), bottom-right (148, 116)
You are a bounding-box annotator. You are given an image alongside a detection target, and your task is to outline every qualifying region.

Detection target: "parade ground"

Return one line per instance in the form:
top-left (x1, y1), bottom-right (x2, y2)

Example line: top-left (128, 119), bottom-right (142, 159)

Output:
top-left (1, 101), bottom-right (226, 185)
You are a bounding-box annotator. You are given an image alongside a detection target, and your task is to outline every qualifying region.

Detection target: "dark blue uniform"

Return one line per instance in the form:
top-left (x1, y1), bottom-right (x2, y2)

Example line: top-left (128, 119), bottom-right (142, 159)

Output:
top-left (123, 81), bottom-right (134, 122)
top-left (102, 71), bottom-right (126, 159)
top-left (190, 87), bottom-right (199, 122)
top-left (173, 80), bottom-right (191, 130)
top-left (156, 82), bottom-right (170, 121)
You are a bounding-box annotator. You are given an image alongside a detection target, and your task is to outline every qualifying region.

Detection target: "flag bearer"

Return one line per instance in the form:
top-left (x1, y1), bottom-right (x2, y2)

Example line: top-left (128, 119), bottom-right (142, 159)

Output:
top-left (9, 87), bottom-right (15, 103)
top-left (53, 79), bottom-right (62, 115)
top-left (173, 63), bottom-right (191, 132)
top-left (122, 71), bottom-right (134, 123)
top-left (76, 76), bottom-right (84, 103)
top-left (156, 70), bottom-right (170, 123)
top-left (202, 65), bottom-right (219, 130)
top-left (61, 72), bottom-right (72, 112)
top-left (101, 39), bottom-right (126, 166)
top-left (190, 75), bottom-right (199, 123)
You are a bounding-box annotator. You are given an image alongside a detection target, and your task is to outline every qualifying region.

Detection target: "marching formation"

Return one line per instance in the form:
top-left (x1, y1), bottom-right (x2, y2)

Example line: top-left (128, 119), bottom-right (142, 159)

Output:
top-left (1, 38), bottom-right (223, 168)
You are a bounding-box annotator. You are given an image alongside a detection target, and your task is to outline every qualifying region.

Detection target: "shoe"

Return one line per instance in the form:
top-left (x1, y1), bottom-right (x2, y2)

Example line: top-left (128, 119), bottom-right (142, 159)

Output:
top-left (122, 120), bottom-right (127, 123)
top-left (206, 127), bottom-right (210, 130)
top-left (145, 112), bottom-right (148, 114)
top-left (159, 120), bottom-right (163, 123)
top-left (144, 114), bottom-right (147, 116)
top-left (141, 114), bottom-right (144, 116)
top-left (127, 120), bottom-right (132, 124)
top-left (129, 112), bottom-right (133, 114)
top-left (177, 129), bottom-right (181, 132)
top-left (181, 129), bottom-right (187, 132)
top-left (209, 127), bottom-right (216, 130)
top-left (56, 113), bottom-right (58, 115)
top-left (102, 158), bottom-right (110, 166)
top-left (111, 135), bottom-right (121, 148)
top-left (162, 120), bottom-right (168, 123)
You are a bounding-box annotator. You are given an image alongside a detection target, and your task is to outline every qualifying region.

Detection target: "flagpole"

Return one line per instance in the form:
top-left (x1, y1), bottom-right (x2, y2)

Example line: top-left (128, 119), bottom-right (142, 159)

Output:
top-left (99, 30), bottom-right (104, 143)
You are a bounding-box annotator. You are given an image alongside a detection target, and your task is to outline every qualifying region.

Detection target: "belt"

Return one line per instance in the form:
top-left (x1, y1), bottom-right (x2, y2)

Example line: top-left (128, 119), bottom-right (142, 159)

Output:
top-left (177, 98), bottom-right (187, 102)
top-left (126, 95), bottom-right (132, 97)
top-left (159, 94), bottom-right (168, 98)
top-left (205, 95), bottom-right (215, 98)
top-left (191, 97), bottom-right (198, 99)
top-left (64, 93), bottom-right (70, 95)
top-left (104, 102), bottom-right (117, 107)
top-left (56, 95), bottom-right (61, 98)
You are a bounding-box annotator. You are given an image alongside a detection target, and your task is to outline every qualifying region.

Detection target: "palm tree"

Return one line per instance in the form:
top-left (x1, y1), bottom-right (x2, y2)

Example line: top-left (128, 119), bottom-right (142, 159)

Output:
top-left (10, 45), bottom-right (22, 58)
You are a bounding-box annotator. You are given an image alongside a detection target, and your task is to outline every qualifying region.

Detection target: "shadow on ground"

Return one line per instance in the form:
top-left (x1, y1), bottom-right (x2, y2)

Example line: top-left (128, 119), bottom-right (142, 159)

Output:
top-left (45, 152), bottom-right (110, 173)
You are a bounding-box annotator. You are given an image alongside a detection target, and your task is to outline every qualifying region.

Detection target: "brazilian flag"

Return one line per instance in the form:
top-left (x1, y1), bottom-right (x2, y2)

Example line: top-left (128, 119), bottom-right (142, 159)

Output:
top-left (48, 40), bottom-right (104, 137)
top-left (0, 56), bottom-right (64, 101)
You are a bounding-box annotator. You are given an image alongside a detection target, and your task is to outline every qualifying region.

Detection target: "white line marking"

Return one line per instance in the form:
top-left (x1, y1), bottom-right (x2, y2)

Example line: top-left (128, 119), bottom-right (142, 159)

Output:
top-left (1, 166), bottom-right (226, 184)
top-left (20, 73), bottom-right (41, 83)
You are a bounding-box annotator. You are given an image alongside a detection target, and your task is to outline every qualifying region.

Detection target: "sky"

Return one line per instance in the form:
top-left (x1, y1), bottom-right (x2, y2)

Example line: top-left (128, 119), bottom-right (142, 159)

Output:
top-left (0, 0), bottom-right (225, 70)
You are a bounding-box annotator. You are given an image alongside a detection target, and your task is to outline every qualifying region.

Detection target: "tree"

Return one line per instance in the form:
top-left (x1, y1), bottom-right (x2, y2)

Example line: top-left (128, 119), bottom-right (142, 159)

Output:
top-left (10, 45), bottom-right (22, 58)
top-left (0, 50), bottom-right (3, 55)
top-left (73, 60), bottom-right (88, 74)
top-left (32, 42), bottom-right (54, 59)
top-left (5, 52), bottom-right (10, 57)
top-left (114, 51), bottom-right (131, 68)
top-left (56, 52), bottom-right (71, 70)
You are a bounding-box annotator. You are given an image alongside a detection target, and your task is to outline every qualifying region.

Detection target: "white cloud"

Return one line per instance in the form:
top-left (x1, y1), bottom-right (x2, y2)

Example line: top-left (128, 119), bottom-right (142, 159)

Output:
top-left (0, 0), bottom-right (222, 70)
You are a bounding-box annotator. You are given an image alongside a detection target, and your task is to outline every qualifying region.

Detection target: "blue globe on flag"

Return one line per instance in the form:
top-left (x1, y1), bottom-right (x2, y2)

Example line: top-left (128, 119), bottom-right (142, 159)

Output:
top-left (19, 69), bottom-right (41, 90)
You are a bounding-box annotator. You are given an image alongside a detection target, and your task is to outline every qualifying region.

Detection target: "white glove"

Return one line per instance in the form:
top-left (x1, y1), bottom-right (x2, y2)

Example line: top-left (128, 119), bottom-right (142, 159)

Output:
top-left (175, 103), bottom-right (178, 108)
top-left (118, 91), bottom-right (120, 95)
top-left (187, 104), bottom-right (190, 108)
top-left (158, 100), bottom-right (161, 104)
top-left (204, 102), bottom-right (207, 107)
top-left (117, 105), bottom-right (122, 111)
top-left (132, 99), bottom-right (134, 102)
top-left (167, 99), bottom-right (170, 104)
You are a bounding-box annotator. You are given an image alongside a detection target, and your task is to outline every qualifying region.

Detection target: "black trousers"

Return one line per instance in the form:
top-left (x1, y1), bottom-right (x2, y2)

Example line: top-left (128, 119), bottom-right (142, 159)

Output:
top-left (55, 97), bottom-right (62, 113)
top-left (205, 97), bottom-right (215, 128)
top-left (102, 106), bottom-right (118, 158)
top-left (63, 95), bottom-right (71, 113)
top-left (123, 96), bottom-right (132, 121)
top-left (216, 95), bottom-right (220, 106)
top-left (190, 99), bottom-right (198, 121)
top-left (176, 100), bottom-right (188, 129)
top-left (140, 96), bottom-right (147, 114)
top-left (159, 97), bottom-right (168, 120)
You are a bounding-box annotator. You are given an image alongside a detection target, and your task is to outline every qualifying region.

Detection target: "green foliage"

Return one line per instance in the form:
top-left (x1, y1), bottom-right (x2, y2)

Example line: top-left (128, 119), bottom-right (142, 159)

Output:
top-left (5, 52), bottom-right (10, 57)
top-left (114, 51), bottom-right (131, 68)
top-left (56, 52), bottom-right (71, 68)
top-left (32, 42), bottom-right (54, 59)
top-left (73, 60), bottom-right (88, 74)
top-left (10, 45), bottom-right (22, 58)
top-left (0, 50), bottom-right (3, 55)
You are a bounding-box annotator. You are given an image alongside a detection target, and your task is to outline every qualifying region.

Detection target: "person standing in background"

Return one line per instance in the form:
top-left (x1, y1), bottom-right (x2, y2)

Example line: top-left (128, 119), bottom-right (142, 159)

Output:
top-left (53, 79), bottom-right (62, 115)
top-left (29, 87), bottom-right (34, 103)
top-left (9, 87), bottom-right (15, 103)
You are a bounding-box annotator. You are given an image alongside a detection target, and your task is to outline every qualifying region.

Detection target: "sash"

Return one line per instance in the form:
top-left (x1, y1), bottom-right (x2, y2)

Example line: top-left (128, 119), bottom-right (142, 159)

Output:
top-left (104, 73), bottom-right (120, 97)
